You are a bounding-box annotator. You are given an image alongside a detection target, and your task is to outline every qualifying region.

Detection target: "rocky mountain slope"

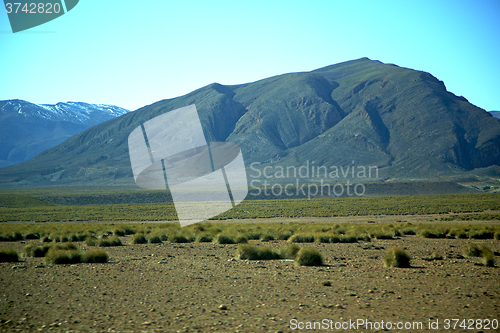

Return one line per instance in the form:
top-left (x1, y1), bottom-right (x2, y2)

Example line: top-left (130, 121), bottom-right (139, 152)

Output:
top-left (0, 58), bottom-right (498, 187)
top-left (0, 100), bottom-right (129, 168)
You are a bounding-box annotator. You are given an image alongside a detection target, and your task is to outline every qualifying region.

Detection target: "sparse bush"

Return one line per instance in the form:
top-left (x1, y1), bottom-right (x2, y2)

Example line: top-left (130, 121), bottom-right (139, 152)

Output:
top-left (276, 231), bottom-right (292, 240)
top-left (131, 233), bottom-right (148, 244)
top-left (45, 248), bottom-right (82, 264)
top-left (234, 234), bottom-right (248, 244)
top-left (236, 244), bottom-right (280, 260)
top-left (70, 233), bottom-right (87, 242)
top-left (479, 245), bottom-right (495, 267)
top-left (114, 228), bottom-right (126, 236)
top-left (213, 234), bottom-right (236, 244)
top-left (41, 235), bottom-right (52, 243)
top-left (22, 242), bottom-right (50, 257)
top-left (52, 243), bottom-right (78, 251)
top-left (373, 231), bottom-right (393, 240)
top-left (278, 244), bottom-right (300, 259)
top-left (288, 233), bottom-right (314, 243)
top-left (245, 231), bottom-right (261, 240)
top-left (463, 243), bottom-right (481, 257)
top-left (0, 248), bottom-right (19, 262)
top-left (82, 249), bottom-right (108, 263)
top-left (98, 236), bottom-right (122, 247)
top-left (383, 247), bottom-right (411, 268)
top-left (295, 247), bottom-right (323, 266)
top-left (10, 232), bottom-right (24, 241)
top-left (195, 233), bottom-right (213, 243)
top-left (339, 235), bottom-right (358, 243)
top-left (401, 228), bottom-right (416, 235)
top-left (85, 236), bottom-right (98, 246)
top-left (260, 233), bottom-right (275, 242)
top-left (148, 234), bottom-right (162, 244)
top-left (24, 232), bottom-right (40, 240)
top-left (322, 280), bottom-right (332, 286)
top-left (469, 229), bottom-right (494, 239)
top-left (315, 233), bottom-right (334, 243)
top-left (419, 227), bottom-right (448, 239)
top-left (431, 251), bottom-right (443, 260)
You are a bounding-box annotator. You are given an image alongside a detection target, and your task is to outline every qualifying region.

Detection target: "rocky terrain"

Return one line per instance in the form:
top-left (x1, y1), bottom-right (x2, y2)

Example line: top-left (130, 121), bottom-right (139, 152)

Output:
top-left (1, 231), bottom-right (498, 332)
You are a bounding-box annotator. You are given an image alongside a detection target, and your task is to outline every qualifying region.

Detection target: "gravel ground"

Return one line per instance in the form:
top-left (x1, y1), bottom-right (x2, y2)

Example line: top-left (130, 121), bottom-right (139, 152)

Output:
top-left (1, 235), bottom-right (499, 333)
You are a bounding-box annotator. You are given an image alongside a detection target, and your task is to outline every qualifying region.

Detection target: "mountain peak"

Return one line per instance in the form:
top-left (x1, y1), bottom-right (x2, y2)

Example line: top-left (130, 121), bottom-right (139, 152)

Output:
top-left (1, 59), bottom-right (499, 186)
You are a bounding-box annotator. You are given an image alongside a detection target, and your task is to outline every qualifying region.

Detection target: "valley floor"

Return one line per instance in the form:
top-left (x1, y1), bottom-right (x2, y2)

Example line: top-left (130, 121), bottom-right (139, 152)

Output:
top-left (1, 231), bottom-right (499, 332)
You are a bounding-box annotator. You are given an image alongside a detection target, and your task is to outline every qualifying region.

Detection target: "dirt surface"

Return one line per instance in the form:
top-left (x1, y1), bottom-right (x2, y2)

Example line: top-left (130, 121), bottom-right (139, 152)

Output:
top-left (1, 234), bottom-right (499, 332)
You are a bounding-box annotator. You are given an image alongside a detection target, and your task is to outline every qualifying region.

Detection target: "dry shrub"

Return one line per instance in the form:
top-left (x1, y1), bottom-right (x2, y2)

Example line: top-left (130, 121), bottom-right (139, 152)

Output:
top-left (234, 234), bottom-right (248, 244)
top-left (213, 234), bottom-right (235, 244)
top-left (82, 249), bottom-right (108, 263)
top-left (278, 244), bottom-right (300, 259)
top-left (195, 233), bottom-right (213, 243)
top-left (479, 245), bottom-right (495, 267)
top-left (45, 249), bottom-right (82, 264)
top-left (0, 248), bottom-right (19, 262)
top-left (463, 243), bottom-right (481, 257)
top-left (295, 247), bottom-right (323, 266)
top-left (236, 244), bottom-right (280, 260)
top-left (22, 242), bottom-right (50, 257)
top-left (431, 251), bottom-right (443, 260)
top-left (131, 233), bottom-right (148, 244)
top-left (383, 247), bottom-right (411, 268)
top-left (288, 233), bottom-right (315, 243)
top-left (98, 236), bottom-right (122, 247)
top-left (168, 233), bottom-right (189, 243)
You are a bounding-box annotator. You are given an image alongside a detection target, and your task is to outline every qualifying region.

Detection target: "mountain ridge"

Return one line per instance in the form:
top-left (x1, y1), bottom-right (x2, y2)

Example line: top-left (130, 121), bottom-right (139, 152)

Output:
top-left (1, 58), bottom-right (499, 188)
top-left (0, 100), bottom-right (129, 168)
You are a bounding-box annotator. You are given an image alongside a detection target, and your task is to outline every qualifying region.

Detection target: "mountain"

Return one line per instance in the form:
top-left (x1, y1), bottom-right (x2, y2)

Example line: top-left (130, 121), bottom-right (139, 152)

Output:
top-left (0, 58), bottom-right (499, 188)
top-left (489, 111), bottom-right (500, 119)
top-left (0, 100), bottom-right (129, 168)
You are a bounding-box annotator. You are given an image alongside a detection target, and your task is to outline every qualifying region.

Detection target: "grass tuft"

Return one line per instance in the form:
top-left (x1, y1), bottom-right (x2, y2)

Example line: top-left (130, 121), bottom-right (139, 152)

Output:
top-left (295, 247), bottom-right (323, 266)
top-left (479, 245), bottom-right (495, 267)
top-left (195, 233), bottom-right (213, 243)
top-left (213, 234), bottom-right (236, 244)
top-left (168, 234), bottom-right (189, 243)
top-left (383, 247), bottom-right (411, 268)
top-left (288, 233), bottom-right (315, 243)
top-left (131, 233), bottom-right (148, 244)
top-left (462, 243), bottom-right (481, 257)
top-left (0, 248), bottom-right (19, 262)
top-left (44, 248), bottom-right (81, 264)
top-left (278, 243), bottom-right (300, 259)
top-left (82, 249), bottom-right (109, 263)
top-left (431, 251), bottom-right (443, 260)
top-left (234, 234), bottom-right (248, 244)
top-left (98, 236), bottom-right (122, 247)
top-left (22, 242), bottom-right (50, 257)
top-left (236, 244), bottom-right (280, 260)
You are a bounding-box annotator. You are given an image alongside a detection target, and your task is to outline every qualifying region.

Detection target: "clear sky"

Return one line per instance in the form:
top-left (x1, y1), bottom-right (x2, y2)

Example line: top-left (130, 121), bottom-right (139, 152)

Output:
top-left (0, 0), bottom-right (499, 111)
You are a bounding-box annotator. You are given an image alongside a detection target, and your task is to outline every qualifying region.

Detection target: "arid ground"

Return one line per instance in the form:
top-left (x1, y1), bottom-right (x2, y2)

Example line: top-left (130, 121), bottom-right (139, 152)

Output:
top-left (1, 220), bottom-right (499, 333)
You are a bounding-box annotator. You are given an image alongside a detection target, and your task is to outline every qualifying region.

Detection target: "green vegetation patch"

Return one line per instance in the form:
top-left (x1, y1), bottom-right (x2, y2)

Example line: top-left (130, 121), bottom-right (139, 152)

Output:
top-left (1, 193), bottom-right (499, 222)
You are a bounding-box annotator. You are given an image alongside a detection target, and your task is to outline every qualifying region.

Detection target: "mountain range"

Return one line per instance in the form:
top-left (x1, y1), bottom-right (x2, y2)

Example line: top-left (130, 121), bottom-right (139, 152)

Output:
top-left (0, 100), bottom-right (129, 168)
top-left (0, 58), bottom-right (499, 190)
top-left (489, 111), bottom-right (500, 119)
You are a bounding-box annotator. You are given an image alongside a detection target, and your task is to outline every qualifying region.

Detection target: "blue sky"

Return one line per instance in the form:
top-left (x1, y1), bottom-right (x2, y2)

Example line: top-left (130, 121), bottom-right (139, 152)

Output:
top-left (0, 0), bottom-right (499, 111)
